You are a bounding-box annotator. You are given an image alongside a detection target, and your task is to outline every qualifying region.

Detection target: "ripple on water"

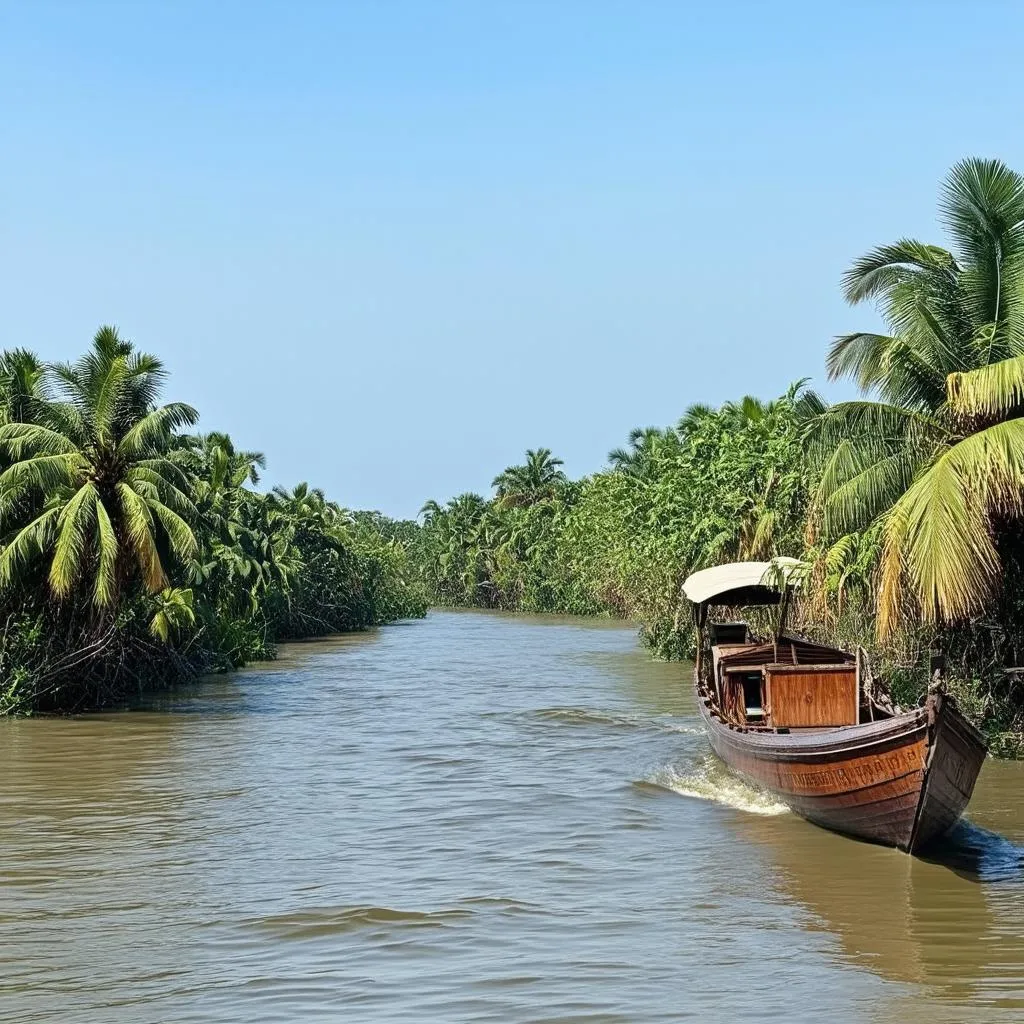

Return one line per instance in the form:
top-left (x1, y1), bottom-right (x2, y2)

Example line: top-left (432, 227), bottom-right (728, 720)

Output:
top-left (248, 905), bottom-right (474, 940)
top-left (524, 705), bottom-right (703, 734)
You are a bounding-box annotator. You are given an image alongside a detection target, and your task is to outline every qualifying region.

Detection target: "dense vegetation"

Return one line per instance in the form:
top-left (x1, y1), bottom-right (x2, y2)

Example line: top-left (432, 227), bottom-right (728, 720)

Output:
top-left (0, 331), bottom-right (426, 713)
top-left (418, 158), bottom-right (1024, 754)
top-left (418, 394), bottom-right (819, 658)
top-left (10, 156), bottom-right (1024, 753)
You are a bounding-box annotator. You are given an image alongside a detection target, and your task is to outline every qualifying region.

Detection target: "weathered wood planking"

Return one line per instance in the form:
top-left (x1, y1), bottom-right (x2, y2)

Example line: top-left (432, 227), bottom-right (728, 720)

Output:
top-left (695, 677), bottom-right (986, 852)
top-left (909, 694), bottom-right (989, 852)
top-left (765, 665), bottom-right (859, 728)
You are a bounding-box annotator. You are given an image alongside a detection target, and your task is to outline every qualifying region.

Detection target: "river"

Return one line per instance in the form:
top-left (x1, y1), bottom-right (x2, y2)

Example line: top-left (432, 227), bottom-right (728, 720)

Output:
top-left (2, 610), bottom-right (1023, 1023)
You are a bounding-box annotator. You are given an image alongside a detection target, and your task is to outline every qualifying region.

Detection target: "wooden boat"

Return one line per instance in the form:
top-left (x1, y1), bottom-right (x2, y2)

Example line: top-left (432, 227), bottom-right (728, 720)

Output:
top-left (684, 560), bottom-right (988, 854)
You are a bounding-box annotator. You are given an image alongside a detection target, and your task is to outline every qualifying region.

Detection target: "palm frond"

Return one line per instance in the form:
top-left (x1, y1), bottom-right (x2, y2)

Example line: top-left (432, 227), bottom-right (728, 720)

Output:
top-left (116, 482), bottom-right (166, 592)
top-left (0, 506), bottom-right (61, 591)
top-left (92, 354), bottom-right (128, 442)
top-left (0, 422), bottom-right (78, 459)
top-left (148, 499), bottom-right (199, 560)
top-left (49, 483), bottom-right (98, 598)
top-left (0, 453), bottom-right (82, 505)
top-left (947, 354), bottom-right (1024, 420)
top-left (821, 448), bottom-right (929, 539)
top-left (41, 401), bottom-right (90, 447)
top-left (118, 402), bottom-right (200, 457)
top-left (807, 401), bottom-right (947, 456)
top-left (874, 337), bottom-right (949, 410)
top-left (133, 456), bottom-right (195, 493)
top-left (939, 158), bottom-right (1024, 330)
top-left (841, 239), bottom-right (957, 305)
top-left (125, 465), bottom-right (198, 518)
top-left (93, 499), bottom-right (118, 608)
top-left (878, 418), bottom-right (1024, 632)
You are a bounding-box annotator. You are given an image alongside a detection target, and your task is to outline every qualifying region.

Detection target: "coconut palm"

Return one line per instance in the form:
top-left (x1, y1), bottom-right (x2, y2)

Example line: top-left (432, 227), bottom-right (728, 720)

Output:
top-left (721, 395), bottom-right (771, 426)
top-left (0, 326), bottom-right (199, 613)
top-left (418, 492), bottom-right (489, 604)
top-left (174, 431), bottom-right (265, 493)
top-left (175, 434), bottom-right (299, 616)
top-left (492, 448), bottom-right (567, 503)
top-left (812, 158), bottom-right (1024, 633)
top-left (608, 427), bottom-right (681, 477)
top-left (0, 349), bottom-right (47, 427)
top-left (418, 498), bottom-right (443, 525)
top-left (720, 383), bottom-right (825, 433)
top-left (677, 403), bottom-right (715, 435)
top-left (270, 481), bottom-right (346, 522)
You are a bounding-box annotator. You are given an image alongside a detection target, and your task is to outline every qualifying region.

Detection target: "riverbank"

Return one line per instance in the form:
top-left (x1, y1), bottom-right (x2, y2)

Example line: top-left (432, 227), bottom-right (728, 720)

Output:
top-left (0, 331), bottom-right (426, 715)
top-left (414, 408), bottom-right (1024, 758)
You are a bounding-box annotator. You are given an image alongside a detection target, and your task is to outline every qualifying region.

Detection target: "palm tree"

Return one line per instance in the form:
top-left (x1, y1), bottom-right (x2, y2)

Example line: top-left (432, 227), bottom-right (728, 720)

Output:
top-left (148, 586), bottom-right (196, 642)
top-left (271, 481), bottom-right (334, 516)
top-left (812, 158), bottom-right (1024, 633)
top-left (677, 403), bottom-right (715, 435)
top-left (608, 427), bottom-right (680, 477)
top-left (172, 432), bottom-right (299, 617)
top-left (721, 383), bottom-right (825, 432)
top-left (174, 431), bottom-right (265, 492)
top-left (0, 326), bottom-right (199, 613)
top-left (419, 498), bottom-right (443, 525)
top-left (492, 448), bottom-right (567, 503)
top-left (721, 395), bottom-right (770, 426)
top-left (418, 493), bottom-right (489, 604)
top-left (270, 482), bottom-right (353, 544)
top-left (0, 349), bottom-right (47, 426)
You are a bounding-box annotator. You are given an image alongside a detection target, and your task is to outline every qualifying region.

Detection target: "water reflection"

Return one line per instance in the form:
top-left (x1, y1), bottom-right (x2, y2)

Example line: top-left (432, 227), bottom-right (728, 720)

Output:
top-left (737, 804), bottom-right (1024, 1014)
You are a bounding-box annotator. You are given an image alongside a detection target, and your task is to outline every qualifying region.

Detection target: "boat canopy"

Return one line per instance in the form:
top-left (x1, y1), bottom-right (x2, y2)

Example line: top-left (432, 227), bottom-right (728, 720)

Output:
top-left (682, 557), bottom-right (805, 607)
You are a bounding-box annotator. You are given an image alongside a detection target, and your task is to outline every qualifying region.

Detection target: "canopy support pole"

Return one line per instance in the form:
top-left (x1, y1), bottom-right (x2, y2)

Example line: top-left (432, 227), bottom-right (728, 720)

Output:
top-left (775, 586), bottom-right (792, 640)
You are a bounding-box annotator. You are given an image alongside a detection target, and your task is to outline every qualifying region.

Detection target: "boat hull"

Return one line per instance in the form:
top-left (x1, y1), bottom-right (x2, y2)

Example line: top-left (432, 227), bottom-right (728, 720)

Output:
top-left (695, 683), bottom-right (987, 853)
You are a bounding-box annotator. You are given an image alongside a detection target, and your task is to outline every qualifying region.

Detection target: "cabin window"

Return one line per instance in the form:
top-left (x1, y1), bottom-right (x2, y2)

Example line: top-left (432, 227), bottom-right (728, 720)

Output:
top-left (710, 622), bottom-right (748, 645)
top-left (739, 672), bottom-right (764, 723)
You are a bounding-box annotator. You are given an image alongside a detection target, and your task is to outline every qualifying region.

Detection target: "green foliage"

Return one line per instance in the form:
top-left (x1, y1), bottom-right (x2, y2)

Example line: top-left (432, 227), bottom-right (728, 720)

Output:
top-left (148, 587), bottom-right (196, 643)
top-left (0, 329), bottom-right (426, 714)
top-left (492, 448), bottom-right (567, 505)
top-left (812, 157), bottom-right (1024, 635)
top-left (567, 388), bottom-right (813, 656)
top-left (418, 393), bottom-right (812, 656)
top-left (0, 327), bottom-right (199, 610)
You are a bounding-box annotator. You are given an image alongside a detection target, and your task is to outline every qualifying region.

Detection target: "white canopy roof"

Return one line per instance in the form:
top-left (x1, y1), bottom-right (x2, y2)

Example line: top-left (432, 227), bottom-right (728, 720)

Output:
top-left (682, 557), bottom-right (805, 605)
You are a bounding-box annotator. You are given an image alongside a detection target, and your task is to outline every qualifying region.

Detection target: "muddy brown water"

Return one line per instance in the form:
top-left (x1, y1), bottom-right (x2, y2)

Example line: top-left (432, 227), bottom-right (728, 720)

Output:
top-left (1, 610), bottom-right (1023, 1023)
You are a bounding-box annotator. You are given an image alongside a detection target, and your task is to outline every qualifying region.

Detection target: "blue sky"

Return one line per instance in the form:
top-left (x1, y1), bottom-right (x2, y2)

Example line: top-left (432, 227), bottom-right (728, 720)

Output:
top-left (3, 1), bottom-right (1024, 517)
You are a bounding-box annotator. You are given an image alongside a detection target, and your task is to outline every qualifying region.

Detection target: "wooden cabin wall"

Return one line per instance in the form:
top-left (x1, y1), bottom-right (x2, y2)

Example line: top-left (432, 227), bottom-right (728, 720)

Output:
top-left (765, 666), bottom-right (858, 728)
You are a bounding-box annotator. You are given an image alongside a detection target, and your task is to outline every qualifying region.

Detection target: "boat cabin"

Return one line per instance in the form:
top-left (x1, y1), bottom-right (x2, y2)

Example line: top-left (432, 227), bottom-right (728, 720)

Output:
top-left (685, 560), bottom-right (870, 732)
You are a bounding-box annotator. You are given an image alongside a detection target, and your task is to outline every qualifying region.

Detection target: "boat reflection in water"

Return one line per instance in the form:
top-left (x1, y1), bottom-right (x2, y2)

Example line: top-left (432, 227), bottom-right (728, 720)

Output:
top-left (734, 804), bottom-right (1024, 1019)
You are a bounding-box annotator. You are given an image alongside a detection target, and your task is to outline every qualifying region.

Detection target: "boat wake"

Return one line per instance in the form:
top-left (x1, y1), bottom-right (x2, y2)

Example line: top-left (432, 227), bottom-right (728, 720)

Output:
top-left (644, 756), bottom-right (790, 816)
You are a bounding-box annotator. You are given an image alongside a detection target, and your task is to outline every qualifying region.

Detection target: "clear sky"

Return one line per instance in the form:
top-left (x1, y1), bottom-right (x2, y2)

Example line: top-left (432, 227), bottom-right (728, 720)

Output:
top-left (3, 1), bottom-right (1024, 518)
